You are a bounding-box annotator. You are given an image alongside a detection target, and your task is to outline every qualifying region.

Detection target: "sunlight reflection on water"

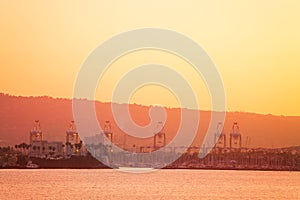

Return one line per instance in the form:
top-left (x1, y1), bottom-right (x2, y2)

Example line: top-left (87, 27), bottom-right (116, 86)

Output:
top-left (0, 169), bottom-right (299, 200)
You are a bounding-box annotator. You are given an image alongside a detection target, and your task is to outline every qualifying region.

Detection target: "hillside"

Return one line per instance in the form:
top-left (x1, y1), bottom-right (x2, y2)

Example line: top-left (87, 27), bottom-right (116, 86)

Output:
top-left (0, 93), bottom-right (300, 148)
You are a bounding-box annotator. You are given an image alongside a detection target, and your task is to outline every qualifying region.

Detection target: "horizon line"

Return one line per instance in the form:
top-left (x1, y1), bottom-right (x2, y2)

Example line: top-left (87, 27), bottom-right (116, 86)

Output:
top-left (1, 92), bottom-right (299, 118)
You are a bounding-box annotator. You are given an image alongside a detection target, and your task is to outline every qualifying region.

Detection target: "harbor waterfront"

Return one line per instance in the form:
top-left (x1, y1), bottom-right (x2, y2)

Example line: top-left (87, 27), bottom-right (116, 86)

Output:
top-left (2, 145), bottom-right (300, 171)
top-left (0, 169), bottom-right (299, 200)
top-left (1, 1), bottom-right (300, 199)
top-left (1, 120), bottom-right (299, 171)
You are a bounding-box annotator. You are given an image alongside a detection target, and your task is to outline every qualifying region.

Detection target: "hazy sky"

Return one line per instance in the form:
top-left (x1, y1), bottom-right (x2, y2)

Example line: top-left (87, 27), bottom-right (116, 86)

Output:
top-left (0, 1), bottom-right (299, 116)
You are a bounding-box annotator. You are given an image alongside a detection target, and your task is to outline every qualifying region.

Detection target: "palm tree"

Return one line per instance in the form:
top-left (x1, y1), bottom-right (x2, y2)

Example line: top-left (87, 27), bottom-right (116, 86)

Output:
top-left (32, 146), bottom-right (36, 156)
top-left (21, 143), bottom-right (26, 154)
top-left (61, 144), bottom-right (65, 156)
top-left (78, 140), bottom-right (83, 150)
top-left (37, 146), bottom-right (40, 156)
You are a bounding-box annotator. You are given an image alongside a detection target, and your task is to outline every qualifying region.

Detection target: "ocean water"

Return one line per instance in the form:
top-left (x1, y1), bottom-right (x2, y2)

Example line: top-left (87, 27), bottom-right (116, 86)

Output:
top-left (0, 169), bottom-right (299, 199)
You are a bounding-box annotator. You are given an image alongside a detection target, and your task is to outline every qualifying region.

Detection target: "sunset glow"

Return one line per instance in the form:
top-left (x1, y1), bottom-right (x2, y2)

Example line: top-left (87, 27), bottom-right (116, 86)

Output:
top-left (1, 1), bottom-right (300, 116)
top-left (0, 2), bottom-right (300, 199)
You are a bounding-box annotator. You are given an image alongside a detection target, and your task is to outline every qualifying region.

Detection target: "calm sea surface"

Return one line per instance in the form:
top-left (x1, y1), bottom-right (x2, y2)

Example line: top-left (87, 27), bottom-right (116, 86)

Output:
top-left (0, 169), bottom-right (299, 200)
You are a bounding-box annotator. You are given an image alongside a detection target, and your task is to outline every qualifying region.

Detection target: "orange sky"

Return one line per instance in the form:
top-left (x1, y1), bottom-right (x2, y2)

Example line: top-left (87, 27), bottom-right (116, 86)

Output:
top-left (0, 1), bottom-right (300, 116)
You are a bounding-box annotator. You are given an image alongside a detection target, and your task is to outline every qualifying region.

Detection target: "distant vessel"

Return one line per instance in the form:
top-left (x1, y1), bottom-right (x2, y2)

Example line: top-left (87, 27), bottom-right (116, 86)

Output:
top-left (117, 167), bottom-right (154, 172)
top-left (26, 161), bottom-right (39, 169)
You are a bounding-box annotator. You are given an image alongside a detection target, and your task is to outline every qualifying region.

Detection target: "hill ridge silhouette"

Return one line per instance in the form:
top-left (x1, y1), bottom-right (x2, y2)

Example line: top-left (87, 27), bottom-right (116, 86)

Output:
top-left (0, 93), bottom-right (300, 148)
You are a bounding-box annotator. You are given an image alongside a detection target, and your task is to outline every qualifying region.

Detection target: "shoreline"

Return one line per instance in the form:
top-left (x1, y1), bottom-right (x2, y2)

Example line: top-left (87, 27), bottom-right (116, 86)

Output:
top-left (1, 166), bottom-right (299, 172)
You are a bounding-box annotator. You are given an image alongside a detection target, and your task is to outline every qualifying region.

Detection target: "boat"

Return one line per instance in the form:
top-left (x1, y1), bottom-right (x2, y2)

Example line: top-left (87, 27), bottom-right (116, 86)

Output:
top-left (117, 166), bottom-right (155, 172)
top-left (26, 161), bottom-right (39, 169)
